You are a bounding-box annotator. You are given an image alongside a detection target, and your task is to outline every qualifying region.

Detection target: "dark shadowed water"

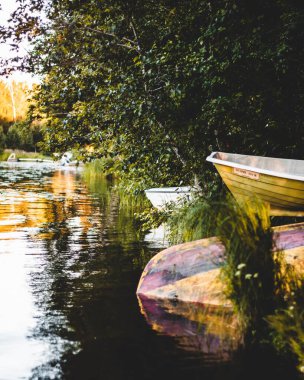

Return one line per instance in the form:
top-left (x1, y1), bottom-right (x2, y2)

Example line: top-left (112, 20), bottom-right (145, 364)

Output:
top-left (0, 162), bottom-right (300, 380)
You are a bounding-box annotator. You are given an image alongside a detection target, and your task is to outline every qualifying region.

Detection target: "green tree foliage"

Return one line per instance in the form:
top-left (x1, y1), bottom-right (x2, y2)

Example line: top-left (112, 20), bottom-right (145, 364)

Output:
top-left (0, 126), bottom-right (5, 153)
top-left (2, 0), bottom-right (304, 190)
top-left (6, 124), bottom-right (21, 149)
top-left (5, 121), bottom-right (43, 151)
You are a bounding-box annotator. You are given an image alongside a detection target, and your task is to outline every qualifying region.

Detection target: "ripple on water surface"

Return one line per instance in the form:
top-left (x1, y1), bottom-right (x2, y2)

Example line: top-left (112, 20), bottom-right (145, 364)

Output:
top-left (0, 162), bottom-right (297, 380)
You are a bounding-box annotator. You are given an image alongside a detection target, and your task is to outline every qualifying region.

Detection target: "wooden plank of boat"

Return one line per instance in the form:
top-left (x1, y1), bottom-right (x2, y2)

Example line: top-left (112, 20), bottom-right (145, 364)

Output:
top-left (137, 222), bottom-right (304, 306)
top-left (144, 186), bottom-right (192, 209)
top-left (206, 152), bottom-right (304, 216)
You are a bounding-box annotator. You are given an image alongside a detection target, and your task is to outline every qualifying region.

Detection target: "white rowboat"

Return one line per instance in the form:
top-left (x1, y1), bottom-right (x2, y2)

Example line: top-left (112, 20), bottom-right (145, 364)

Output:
top-left (145, 187), bottom-right (192, 209)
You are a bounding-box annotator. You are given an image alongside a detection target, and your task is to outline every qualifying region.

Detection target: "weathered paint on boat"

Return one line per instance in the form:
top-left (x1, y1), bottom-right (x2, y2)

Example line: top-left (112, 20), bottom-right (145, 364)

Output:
top-left (137, 237), bottom-right (228, 306)
top-left (206, 152), bottom-right (304, 216)
top-left (137, 223), bottom-right (304, 306)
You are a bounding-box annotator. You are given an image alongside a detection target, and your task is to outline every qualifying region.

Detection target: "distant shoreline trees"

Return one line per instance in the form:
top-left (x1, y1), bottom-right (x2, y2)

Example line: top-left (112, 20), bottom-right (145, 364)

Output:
top-left (0, 79), bottom-right (44, 153)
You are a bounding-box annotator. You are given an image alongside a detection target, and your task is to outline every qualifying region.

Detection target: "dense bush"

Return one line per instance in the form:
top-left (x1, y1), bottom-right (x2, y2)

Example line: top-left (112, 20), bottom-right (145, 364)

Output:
top-left (4, 121), bottom-right (44, 151)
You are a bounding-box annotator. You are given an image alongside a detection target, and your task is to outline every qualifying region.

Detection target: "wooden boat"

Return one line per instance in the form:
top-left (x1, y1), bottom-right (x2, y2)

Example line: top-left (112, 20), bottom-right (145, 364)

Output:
top-left (137, 222), bottom-right (304, 357)
top-left (144, 186), bottom-right (192, 209)
top-left (137, 222), bottom-right (304, 305)
top-left (206, 152), bottom-right (304, 216)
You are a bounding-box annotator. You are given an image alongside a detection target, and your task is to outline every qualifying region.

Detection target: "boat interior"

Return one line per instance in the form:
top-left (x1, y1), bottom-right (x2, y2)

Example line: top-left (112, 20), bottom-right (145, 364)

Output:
top-left (210, 152), bottom-right (304, 178)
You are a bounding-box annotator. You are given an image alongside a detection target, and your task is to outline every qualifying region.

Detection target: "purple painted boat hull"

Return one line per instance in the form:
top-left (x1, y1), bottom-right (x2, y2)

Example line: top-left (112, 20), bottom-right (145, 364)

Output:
top-left (137, 223), bottom-right (304, 305)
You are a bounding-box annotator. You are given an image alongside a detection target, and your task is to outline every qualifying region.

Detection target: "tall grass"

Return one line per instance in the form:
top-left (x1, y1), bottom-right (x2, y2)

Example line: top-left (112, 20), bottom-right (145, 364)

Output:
top-left (218, 200), bottom-right (285, 343)
top-left (164, 194), bottom-right (223, 243)
top-left (83, 159), bottom-right (152, 223)
top-left (83, 158), bottom-right (116, 178)
top-left (166, 195), bottom-right (287, 342)
top-left (268, 274), bottom-right (304, 372)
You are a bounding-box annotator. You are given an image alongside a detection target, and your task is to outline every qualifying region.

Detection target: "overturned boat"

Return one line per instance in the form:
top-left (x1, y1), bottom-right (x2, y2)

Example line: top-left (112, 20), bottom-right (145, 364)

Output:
top-left (207, 152), bottom-right (304, 216)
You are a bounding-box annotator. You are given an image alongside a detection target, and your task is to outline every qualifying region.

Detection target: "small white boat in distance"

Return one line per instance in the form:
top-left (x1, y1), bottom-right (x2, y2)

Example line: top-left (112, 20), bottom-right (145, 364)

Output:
top-left (59, 152), bottom-right (73, 166)
top-left (145, 187), bottom-right (192, 209)
top-left (207, 152), bottom-right (304, 216)
top-left (59, 152), bottom-right (83, 167)
top-left (7, 153), bottom-right (17, 162)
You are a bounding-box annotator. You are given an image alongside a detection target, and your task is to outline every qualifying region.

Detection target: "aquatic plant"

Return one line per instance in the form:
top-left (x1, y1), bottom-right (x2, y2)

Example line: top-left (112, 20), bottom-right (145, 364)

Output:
top-left (165, 195), bottom-right (288, 343)
top-left (165, 196), bottom-right (220, 244)
top-left (84, 158), bottom-right (116, 179)
top-left (268, 274), bottom-right (304, 373)
top-left (83, 163), bottom-right (154, 241)
top-left (217, 199), bottom-right (286, 343)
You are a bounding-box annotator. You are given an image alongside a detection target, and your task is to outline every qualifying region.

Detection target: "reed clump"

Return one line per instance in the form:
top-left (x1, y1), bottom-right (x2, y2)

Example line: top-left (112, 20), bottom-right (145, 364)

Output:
top-left (165, 195), bottom-right (287, 342)
top-left (84, 158), bottom-right (116, 179)
top-left (268, 274), bottom-right (304, 372)
top-left (217, 199), bottom-right (285, 343)
top-left (165, 196), bottom-right (222, 244)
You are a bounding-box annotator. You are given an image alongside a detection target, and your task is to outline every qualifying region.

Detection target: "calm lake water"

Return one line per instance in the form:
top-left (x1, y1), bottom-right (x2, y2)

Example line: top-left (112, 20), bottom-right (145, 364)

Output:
top-left (0, 162), bottom-right (300, 380)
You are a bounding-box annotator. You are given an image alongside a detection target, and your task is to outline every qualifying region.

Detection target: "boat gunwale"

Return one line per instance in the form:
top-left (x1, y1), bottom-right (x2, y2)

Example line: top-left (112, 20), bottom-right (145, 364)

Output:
top-left (145, 187), bottom-right (192, 194)
top-left (206, 152), bottom-right (304, 182)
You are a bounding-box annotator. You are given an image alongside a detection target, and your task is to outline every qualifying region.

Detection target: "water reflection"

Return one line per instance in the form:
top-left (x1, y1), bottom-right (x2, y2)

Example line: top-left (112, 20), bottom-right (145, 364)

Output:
top-left (0, 165), bottom-right (49, 375)
top-left (138, 296), bottom-right (241, 359)
top-left (0, 164), bottom-right (87, 379)
top-left (0, 163), bottom-right (166, 379)
top-left (0, 163), bottom-right (299, 380)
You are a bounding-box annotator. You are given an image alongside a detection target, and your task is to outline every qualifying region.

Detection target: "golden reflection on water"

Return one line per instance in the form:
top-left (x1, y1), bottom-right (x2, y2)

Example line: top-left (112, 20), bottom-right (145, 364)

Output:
top-left (0, 166), bottom-right (93, 379)
top-left (0, 163), bottom-right (249, 380)
top-left (0, 169), bottom-right (93, 238)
